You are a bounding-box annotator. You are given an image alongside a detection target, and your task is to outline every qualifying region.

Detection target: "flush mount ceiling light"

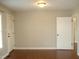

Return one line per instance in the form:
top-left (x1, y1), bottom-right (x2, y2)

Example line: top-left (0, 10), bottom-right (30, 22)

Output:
top-left (35, 0), bottom-right (48, 8)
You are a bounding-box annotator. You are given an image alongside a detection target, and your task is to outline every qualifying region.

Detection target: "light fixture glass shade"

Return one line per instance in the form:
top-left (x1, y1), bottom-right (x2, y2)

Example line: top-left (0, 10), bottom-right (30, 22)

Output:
top-left (35, 0), bottom-right (48, 8)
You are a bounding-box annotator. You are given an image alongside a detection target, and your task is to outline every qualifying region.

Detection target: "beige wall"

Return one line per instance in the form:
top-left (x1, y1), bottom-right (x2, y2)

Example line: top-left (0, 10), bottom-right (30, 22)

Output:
top-left (14, 10), bottom-right (72, 49)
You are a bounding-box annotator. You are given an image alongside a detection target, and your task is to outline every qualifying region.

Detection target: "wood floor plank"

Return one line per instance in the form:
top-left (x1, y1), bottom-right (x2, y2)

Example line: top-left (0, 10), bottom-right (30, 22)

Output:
top-left (5, 49), bottom-right (77, 59)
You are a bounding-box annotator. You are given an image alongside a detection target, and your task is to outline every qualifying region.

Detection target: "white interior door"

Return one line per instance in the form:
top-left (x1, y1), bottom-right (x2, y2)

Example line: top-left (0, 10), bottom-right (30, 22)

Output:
top-left (7, 14), bottom-right (14, 52)
top-left (57, 17), bottom-right (73, 49)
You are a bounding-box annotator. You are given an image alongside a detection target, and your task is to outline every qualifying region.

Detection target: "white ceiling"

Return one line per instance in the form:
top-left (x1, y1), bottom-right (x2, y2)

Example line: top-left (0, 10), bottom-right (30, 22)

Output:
top-left (0, 0), bottom-right (79, 11)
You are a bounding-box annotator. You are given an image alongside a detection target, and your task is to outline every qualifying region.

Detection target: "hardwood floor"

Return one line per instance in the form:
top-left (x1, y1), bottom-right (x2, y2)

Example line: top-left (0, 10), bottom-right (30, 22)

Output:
top-left (5, 49), bottom-right (77, 59)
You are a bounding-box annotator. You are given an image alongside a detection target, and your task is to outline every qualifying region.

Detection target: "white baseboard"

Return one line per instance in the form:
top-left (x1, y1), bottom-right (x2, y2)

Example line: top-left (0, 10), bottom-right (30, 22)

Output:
top-left (77, 53), bottom-right (79, 56)
top-left (1, 52), bottom-right (9, 59)
top-left (15, 47), bottom-right (57, 50)
top-left (15, 47), bottom-right (73, 50)
top-left (1, 49), bottom-right (14, 59)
